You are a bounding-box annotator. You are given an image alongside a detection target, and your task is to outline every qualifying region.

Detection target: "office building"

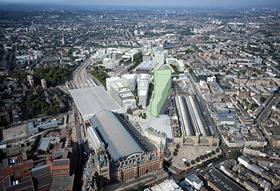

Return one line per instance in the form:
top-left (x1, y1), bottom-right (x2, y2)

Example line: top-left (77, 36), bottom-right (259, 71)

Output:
top-left (103, 58), bottom-right (119, 69)
top-left (203, 168), bottom-right (246, 191)
top-left (150, 66), bottom-right (172, 117)
top-left (153, 52), bottom-right (167, 66)
top-left (137, 74), bottom-right (150, 107)
top-left (166, 58), bottom-right (185, 72)
top-left (121, 74), bottom-right (137, 91)
top-left (106, 77), bottom-right (122, 92)
top-left (106, 77), bottom-right (136, 111)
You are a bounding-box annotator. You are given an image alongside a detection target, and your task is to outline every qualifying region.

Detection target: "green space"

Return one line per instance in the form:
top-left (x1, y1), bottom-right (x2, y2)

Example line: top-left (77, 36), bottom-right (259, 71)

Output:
top-left (11, 70), bottom-right (29, 82)
top-left (260, 96), bottom-right (266, 104)
top-left (128, 52), bottom-right (143, 72)
top-left (24, 87), bottom-right (70, 118)
top-left (91, 66), bottom-right (109, 86)
top-left (67, 48), bottom-right (75, 61)
top-left (33, 66), bottom-right (73, 87)
top-left (178, 28), bottom-right (194, 36)
top-left (138, 112), bottom-right (147, 119)
top-left (228, 150), bottom-right (241, 160)
top-left (189, 67), bottom-right (194, 75)
top-left (170, 64), bottom-right (180, 74)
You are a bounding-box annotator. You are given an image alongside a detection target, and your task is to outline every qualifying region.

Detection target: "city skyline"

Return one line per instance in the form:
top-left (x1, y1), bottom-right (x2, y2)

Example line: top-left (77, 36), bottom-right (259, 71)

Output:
top-left (1, 0), bottom-right (280, 8)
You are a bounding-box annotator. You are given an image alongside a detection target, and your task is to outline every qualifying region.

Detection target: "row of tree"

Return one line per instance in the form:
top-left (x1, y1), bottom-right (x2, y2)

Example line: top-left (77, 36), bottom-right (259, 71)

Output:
top-left (184, 148), bottom-right (220, 167)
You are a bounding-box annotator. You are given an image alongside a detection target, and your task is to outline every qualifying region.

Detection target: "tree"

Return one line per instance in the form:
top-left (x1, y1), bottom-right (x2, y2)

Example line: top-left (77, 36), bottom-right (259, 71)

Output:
top-left (127, 108), bottom-right (133, 115)
top-left (170, 64), bottom-right (179, 74)
top-left (24, 87), bottom-right (69, 119)
top-left (191, 160), bottom-right (195, 165)
top-left (67, 48), bottom-right (75, 61)
top-left (260, 96), bottom-right (266, 104)
top-left (33, 66), bottom-right (72, 87)
top-left (184, 161), bottom-right (190, 167)
top-left (189, 68), bottom-right (194, 74)
top-left (11, 70), bottom-right (28, 82)
top-left (195, 157), bottom-right (200, 162)
top-left (91, 66), bottom-right (108, 86)
top-left (142, 113), bottom-right (147, 119)
top-left (228, 150), bottom-right (241, 160)
top-left (164, 148), bottom-right (171, 158)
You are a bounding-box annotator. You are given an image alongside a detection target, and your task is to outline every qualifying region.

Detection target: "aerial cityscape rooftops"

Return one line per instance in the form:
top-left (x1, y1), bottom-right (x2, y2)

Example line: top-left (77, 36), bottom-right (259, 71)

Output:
top-left (0, 3), bottom-right (279, 191)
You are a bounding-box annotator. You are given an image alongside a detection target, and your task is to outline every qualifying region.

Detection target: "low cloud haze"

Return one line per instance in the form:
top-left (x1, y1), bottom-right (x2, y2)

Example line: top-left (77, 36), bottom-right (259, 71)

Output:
top-left (0, 0), bottom-right (279, 7)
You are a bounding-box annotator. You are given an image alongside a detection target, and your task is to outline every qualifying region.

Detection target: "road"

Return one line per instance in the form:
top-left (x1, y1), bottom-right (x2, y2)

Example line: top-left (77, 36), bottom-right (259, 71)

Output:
top-left (71, 107), bottom-right (86, 191)
top-left (255, 90), bottom-right (280, 125)
top-left (125, 29), bottom-right (141, 46)
top-left (68, 58), bottom-right (102, 89)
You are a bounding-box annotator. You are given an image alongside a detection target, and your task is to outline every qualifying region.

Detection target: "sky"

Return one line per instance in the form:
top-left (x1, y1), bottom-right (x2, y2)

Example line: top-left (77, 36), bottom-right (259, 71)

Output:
top-left (0, 0), bottom-right (279, 8)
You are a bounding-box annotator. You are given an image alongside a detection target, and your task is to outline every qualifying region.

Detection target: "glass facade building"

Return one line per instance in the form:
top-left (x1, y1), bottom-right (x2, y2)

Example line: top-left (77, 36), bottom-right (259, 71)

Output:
top-left (150, 66), bottom-right (172, 117)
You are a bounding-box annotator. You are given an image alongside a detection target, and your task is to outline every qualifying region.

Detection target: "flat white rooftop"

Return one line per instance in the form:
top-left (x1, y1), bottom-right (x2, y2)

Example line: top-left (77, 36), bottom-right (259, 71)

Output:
top-left (70, 86), bottom-right (124, 120)
top-left (139, 90), bottom-right (148, 96)
top-left (143, 115), bottom-right (173, 140)
top-left (147, 179), bottom-right (183, 191)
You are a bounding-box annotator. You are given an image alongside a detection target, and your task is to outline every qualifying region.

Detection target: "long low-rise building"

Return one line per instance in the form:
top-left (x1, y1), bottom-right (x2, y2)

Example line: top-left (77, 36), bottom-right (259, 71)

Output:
top-left (175, 95), bottom-right (210, 137)
top-left (175, 95), bottom-right (194, 136)
top-left (135, 60), bottom-right (159, 74)
top-left (203, 168), bottom-right (246, 191)
top-left (174, 95), bottom-right (219, 146)
top-left (69, 86), bottom-right (124, 120)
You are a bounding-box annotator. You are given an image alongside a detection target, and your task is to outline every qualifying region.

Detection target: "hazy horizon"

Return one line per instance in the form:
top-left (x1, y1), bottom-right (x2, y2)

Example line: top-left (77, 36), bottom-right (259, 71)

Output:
top-left (0, 0), bottom-right (280, 8)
